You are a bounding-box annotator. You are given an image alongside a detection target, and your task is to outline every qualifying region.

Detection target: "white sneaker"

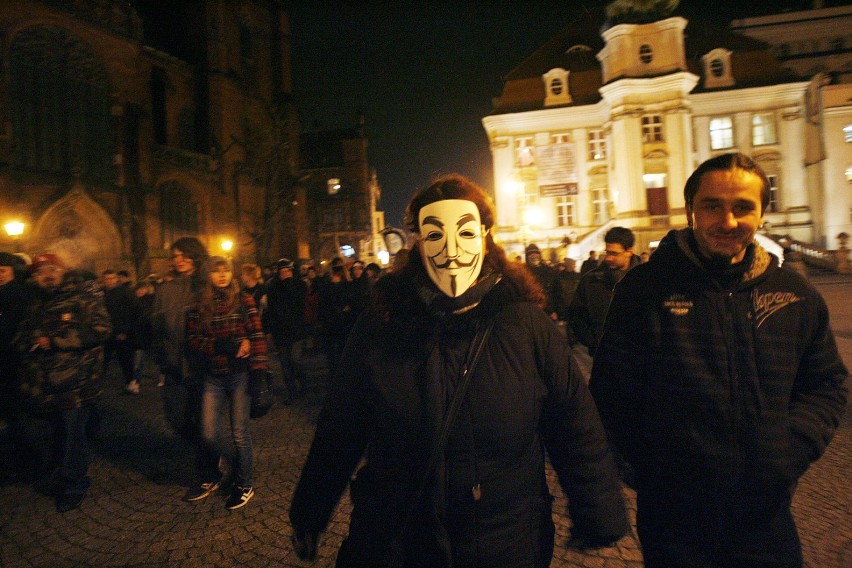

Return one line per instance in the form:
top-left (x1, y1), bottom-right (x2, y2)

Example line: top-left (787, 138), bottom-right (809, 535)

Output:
top-left (157, 375), bottom-right (166, 387)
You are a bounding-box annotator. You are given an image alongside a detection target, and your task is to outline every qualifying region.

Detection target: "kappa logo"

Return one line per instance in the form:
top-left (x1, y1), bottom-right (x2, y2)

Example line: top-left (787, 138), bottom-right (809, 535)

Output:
top-left (663, 294), bottom-right (693, 316)
top-left (752, 289), bottom-right (801, 327)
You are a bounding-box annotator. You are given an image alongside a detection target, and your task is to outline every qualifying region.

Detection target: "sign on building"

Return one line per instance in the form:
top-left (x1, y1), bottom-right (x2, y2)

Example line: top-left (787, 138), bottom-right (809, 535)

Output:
top-left (537, 142), bottom-right (578, 196)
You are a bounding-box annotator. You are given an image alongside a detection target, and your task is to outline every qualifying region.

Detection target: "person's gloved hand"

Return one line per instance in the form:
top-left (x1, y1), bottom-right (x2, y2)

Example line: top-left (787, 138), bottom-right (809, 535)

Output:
top-left (291, 529), bottom-right (318, 562)
top-left (213, 338), bottom-right (240, 357)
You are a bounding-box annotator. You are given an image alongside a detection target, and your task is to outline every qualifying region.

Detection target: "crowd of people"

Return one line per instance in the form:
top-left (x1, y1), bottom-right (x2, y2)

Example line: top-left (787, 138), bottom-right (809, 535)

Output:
top-left (0, 152), bottom-right (847, 568)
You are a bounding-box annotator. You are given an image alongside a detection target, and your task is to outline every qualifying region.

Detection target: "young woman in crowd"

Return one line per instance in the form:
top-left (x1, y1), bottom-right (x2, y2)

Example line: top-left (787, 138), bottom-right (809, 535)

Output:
top-left (183, 257), bottom-right (267, 510)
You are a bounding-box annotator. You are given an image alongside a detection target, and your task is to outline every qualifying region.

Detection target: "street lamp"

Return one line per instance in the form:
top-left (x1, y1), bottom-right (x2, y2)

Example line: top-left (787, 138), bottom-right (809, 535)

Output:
top-left (4, 221), bottom-right (25, 252)
top-left (221, 239), bottom-right (234, 259)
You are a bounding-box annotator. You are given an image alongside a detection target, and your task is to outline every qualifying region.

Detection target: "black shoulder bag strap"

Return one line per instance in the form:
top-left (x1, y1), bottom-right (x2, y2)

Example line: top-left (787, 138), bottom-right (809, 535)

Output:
top-left (393, 317), bottom-right (496, 549)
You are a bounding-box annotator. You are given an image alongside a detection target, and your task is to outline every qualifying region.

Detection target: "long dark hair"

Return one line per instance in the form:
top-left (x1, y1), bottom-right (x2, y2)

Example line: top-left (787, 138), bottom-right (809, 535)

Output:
top-left (197, 256), bottom-right (241, 321)
top-left (171, 236), bottom-right (209, 293)
top-left (402, 174), bottom-right (543, 305)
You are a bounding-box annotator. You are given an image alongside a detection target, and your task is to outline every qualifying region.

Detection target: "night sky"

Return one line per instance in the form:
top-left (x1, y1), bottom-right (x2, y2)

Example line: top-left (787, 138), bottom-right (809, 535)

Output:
top-left (286, 0), bottom-right (849, 228)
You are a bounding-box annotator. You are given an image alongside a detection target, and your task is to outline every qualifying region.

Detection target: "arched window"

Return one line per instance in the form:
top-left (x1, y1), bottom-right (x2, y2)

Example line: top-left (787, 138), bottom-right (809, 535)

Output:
top-left (159, 180), bottom-right (199, 247)
top-left (8, 26), bottom-right (114, 180)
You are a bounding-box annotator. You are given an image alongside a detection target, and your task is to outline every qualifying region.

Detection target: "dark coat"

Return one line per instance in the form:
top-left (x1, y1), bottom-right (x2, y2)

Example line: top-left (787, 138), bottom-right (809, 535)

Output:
top-left (566, 264), bottom-right (625, 355)
top-left (264, 276), bottom-right (306, 340)
top-left (590, 229), bottom-right (848, 498)
top-left (14, 276), bottom-right (112, 413)
top-left (104, 285), bottom-right (139, 347)
top-left (291, 271), bottom-right (628, 567)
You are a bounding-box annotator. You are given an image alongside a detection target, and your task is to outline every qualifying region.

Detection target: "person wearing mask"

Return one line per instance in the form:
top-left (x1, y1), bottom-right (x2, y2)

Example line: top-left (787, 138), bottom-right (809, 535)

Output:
top-left (567, 227), bottom-right (639, 356)
top-left (14, 254), bottom-right (111, 511)
top-left (290, 175), bottom-right (628, 566)
top-left (590, 153), bottom-right (848, 567)
top-left (183, 257), bottom-right (267, 509)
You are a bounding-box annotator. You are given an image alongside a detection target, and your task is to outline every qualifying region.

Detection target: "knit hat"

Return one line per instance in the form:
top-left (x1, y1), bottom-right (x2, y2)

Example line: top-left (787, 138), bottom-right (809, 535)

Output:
top-left (30, 253), bottom-right (65, 273)
top-left (275, 257), bottom-right (294, 270)
top-left (0, 252), bottom-right (23, 267)
top-left (525, 243), bottom-right (541, 255)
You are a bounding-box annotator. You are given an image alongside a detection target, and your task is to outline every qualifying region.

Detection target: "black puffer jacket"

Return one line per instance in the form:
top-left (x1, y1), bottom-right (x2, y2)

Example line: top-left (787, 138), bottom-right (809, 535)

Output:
top-left (590, 229), bottom-right (847, 497)
top-left (291, 270), bottom-right (628, 567)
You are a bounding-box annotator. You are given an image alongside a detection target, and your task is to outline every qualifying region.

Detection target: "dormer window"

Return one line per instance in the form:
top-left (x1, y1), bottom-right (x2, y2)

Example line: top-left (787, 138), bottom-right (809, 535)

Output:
top-left (639, 44), bottom-right (653, 64)
top-left (542, 68), bottom-right (572, 107)
top-left (702, 49), bottom-right (734, 89)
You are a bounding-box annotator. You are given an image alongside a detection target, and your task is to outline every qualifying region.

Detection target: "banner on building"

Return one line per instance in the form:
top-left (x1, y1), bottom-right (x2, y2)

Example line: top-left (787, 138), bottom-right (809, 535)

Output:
top-left (537, 143), bottom-right (578, 196)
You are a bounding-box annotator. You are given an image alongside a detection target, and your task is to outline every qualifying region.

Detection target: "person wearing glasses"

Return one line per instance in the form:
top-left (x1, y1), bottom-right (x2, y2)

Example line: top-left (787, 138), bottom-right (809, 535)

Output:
top-left (567, 226), bottom-right (639, 357)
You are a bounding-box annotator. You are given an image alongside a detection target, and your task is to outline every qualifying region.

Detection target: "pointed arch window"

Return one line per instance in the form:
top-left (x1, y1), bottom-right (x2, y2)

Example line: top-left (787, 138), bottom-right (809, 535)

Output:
top-left (8, 26), bottom-right (115, 180)
top-left (159, 180), bottom-right (200, 247)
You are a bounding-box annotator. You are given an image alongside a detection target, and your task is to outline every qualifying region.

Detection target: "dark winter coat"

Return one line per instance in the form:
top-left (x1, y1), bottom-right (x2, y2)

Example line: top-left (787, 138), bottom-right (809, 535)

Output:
top-left (264, 275), bottom-right (306, 341)
top-left (291, 269), bottom-right (628, 567)
top-left (566, 264), bottom-right (626, 355)
top-left (104, 285), bottom-right (139, 347)
top-left (590, 229), bottom-right (848, 499)
top-left (14, 275), bottom-right (112, 413)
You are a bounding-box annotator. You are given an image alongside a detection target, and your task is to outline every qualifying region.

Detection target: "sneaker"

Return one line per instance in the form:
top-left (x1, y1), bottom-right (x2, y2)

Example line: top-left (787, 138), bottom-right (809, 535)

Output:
top-left (157, 374), bottom-right (166, 387)
top-left (125, 380), bottom-right (140, 395)
top-left (225, 485), bottom-right (254, 510)
top-left (182, 480), bottom-right (221, 502)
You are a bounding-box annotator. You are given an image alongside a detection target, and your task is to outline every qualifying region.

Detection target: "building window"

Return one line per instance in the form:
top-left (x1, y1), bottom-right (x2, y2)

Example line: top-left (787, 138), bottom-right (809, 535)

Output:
top-left (639, 44), bottom-right (653, 64)
top-left (327, 178), bottom-right (341, 195)
top-left (160, 180), bottom-right (199, 246)
top-left (752, 113), bottom-right (777, 146)
top-left (710, 117), bottom-right (734, 150)
top-left (844, 124), bottom-right (852, 143)
top-left (592, 187), bottom-right (610, 225)
top-left (642, 115), bottom-right (664, 143)
top-left (556, 196), bottom-right (575, 227)
top-left (514, 137), bottom-right (535, 167)
top-left (710, 59), bottom-right (724, 77)
top-left (551, 132), bottom-right (571, 144)
top-left (767, 174), bottom-right (779, 213)
top-left (588, 129), bottom-right (607, 161)
top-left (9, 26), bottom-right (115, 180)
top-left (542, 68), bottom-right (572, 106)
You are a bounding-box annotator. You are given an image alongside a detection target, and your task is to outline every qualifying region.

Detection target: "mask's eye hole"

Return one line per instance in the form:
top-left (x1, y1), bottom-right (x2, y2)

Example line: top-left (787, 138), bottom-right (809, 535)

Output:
top-left (424, 230), bottom-right (444, 241)
top-left (458, 229), bottom-right (477, 239)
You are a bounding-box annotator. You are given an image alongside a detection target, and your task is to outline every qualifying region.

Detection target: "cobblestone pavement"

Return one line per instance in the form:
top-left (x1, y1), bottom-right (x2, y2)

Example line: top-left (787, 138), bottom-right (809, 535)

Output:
top-left (0, 276), bottom-right (849, 567)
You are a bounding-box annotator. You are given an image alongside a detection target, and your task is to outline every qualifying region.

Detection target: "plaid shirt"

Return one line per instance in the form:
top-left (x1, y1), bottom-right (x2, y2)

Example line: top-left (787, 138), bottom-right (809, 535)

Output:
top-left (186, 292), bottom-right (267, 375)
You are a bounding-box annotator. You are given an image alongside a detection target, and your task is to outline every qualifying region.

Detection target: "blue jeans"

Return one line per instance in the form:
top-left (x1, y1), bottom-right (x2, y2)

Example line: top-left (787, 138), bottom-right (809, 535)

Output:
top-left (20, 404), bottom-right (93, 496)
top-left (200, 372), bottom-right (253, 486)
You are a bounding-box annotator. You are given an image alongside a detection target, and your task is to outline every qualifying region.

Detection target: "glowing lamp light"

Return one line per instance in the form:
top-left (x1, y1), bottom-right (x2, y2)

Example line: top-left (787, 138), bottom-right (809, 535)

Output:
top-left (377, 250), bottom-right (390, 265)
top-left (504, 180), bottom-right (520, 195)
top-left (221, 239), bottom-right (234, 253)
top-left (4, 221), bottom-right (24, 237)
top-left (523, 206), bottom-right (543, 227)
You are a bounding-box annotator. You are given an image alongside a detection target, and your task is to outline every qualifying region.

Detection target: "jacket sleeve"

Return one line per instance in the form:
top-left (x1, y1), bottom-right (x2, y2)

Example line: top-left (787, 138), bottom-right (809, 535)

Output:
top-left (241, 293), bottom-right (268, 371)
top-left (185, 307), bottom-right (215, 358)
top-left (52, 288), bottom-right (112, 350)
top-left (588, 269), bottom-right (649, 468)
top-left (535, 308), bottom-right (629, 545)
top-left (566, 276), bottom-right (595, 351)
top-left (788, 290), bottom-right (848, 478)
top-left (289, 313), bottom-right (371, 536)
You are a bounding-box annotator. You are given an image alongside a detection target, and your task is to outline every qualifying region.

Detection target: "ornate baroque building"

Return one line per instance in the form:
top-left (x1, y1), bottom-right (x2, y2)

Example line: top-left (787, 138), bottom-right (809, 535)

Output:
top-left (482, 4), bottom-right (852, 260)
top-left (0, 0), bottom-right (304, 276)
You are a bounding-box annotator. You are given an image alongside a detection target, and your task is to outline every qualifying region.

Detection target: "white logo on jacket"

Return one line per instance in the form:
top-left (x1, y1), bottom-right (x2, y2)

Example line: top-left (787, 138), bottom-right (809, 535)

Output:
top-left (751, 289), bottom-right (801, 327)
top-left (663, 294), bottom-right (693, 316)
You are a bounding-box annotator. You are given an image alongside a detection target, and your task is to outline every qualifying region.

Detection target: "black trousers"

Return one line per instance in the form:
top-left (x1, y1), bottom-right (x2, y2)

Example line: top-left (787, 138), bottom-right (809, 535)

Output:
top-left (637, 489), bottom-right (803, 568)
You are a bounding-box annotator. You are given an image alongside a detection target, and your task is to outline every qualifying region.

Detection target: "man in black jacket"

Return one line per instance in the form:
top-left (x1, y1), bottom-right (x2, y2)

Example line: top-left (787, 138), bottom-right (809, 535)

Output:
top-left (567, 226), bottom-right (638, 356)
top-left (264, 258), bottom-right (306, 403)
top-left (590, 153), bottom-right (848, 567)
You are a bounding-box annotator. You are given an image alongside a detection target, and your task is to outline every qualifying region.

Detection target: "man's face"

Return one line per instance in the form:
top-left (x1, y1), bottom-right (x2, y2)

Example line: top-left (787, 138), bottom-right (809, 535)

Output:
top-left (171, 248), bottom-right (195, 275)
top-left (418, 199), bottom-right (486, 298)
top-left (0, 266), bottom-right (13, 287)
top-left (34, 264), bottom-right (65, 289)
top-left (603, 243), bottom-right (633, 271)
top-left (688, 168), bottom-right (764, 264)
top-left (527, 252), bottom-right (542, 267)
top-left (240, 273), bottom-right (255, 287)
top-left (103, 273), bottom-right (119, 289)
top-left (278, 267), bottom-right (293, 280)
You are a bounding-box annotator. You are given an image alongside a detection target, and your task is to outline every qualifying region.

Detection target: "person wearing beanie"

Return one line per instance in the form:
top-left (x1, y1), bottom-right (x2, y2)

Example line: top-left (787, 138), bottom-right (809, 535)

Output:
top-left (13, 252), bottom-right (112, 512)
top-left (183, 256), bottom-right (267, 509)
top-left (264, 257), bottom-right (306, 403)
top-left (524, 243), bottom-right (557, 318)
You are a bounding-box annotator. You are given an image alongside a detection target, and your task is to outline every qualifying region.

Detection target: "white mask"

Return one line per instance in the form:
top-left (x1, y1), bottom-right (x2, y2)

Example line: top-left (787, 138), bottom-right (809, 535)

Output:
top-left (418, 199), bottom-right (486, 298)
